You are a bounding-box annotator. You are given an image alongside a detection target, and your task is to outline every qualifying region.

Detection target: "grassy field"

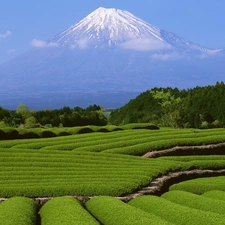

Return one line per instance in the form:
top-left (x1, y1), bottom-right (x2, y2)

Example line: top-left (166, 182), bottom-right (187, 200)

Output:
top-left (1, 126), bottom-right (225, 224)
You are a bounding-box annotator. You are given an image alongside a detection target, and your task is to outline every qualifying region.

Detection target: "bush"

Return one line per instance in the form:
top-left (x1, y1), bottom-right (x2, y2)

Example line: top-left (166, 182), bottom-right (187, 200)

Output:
top-left (162, 190), bottom-right (225, 215)
top-left (132, 125), bottom-right (159, 130)
top-left (41, 130), bottom-right (57, 138)
top-left (97, 128), bottom-right (110, 132)
top-left (0, 129), bottom-right (7, 140)
top-left (86, 196), bottom-right (173, 225)
top-left (40, 197), bottom-right (99, 225)
top-left (200, 121), bottom-right (209, 129)
top-left (20, 131), bottom-right (40, 139)
top-left (129, 195), bottom-right (225, 225)
top-left (0, 197), bottom-right (39, 225)
top-left (6, 129), bottom-right (20, 139)
top-left (77, 127), bottom-right (94, 134)
top-left (57, 131), bottom-right (71, 136)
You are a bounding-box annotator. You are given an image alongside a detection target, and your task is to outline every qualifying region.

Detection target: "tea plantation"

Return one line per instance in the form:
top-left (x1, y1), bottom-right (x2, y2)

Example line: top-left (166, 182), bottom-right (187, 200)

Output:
top-left (1, 126), bottom-right (225, 224)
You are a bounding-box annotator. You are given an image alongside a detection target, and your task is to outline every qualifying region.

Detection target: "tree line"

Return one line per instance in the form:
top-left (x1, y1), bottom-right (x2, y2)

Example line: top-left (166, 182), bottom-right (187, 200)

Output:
top-left (1, 82), bottom-right (225, 129)
top-left (109, 82), bottom-right (225, 128)
top-left (0, 104), bottom-right (107, 128)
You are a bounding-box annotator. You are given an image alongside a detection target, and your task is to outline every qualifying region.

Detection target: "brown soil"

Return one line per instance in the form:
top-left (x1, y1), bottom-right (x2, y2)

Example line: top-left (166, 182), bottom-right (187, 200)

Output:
top-left (143, 142), bottom-right (225, 158)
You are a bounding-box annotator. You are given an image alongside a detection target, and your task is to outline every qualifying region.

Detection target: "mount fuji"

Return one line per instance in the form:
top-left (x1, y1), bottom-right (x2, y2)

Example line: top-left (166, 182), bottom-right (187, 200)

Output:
top-left (0, 7), bottom-right (225, 109)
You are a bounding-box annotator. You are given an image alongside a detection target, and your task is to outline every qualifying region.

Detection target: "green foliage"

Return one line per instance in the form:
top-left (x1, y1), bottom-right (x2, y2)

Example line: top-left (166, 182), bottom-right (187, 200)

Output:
top-left (162, 190), bottom-right (225, 214)
top-left (109, 82), bottom-right (225, 128)
top-left (169, 176), bottom-right (225, 194)
top-left (86, 196), bottom-right (173, 225)
top-left (129, 195), bottom-right (225, 225)
top-left (150, 89), bottom-right (181, 127)
top-left (25, 116), bottom-right (37, 128)
top-left (16, 103), bottom-right (30, 119)
top-left (40, 197), bottom-right (99, 225)
top-left (2, 104), bottom-right (107, 128)
top-left (0, 142), bottom-right (164, 197)
top-left (200, 121), bottom-right (209, 129)
top-left (202, 190), bottom-right (225, 202)
top-left (0, 197), bottom-right (39, 225)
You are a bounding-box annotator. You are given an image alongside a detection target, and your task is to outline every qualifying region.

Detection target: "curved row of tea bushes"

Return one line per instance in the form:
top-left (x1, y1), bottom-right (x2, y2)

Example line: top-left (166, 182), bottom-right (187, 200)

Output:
top-left (0, 148), bottom-right (179, 197)
top-left (0, 129), bottom-right (155, 149)
top-left (85, 196), bottom-right (174, 225)
top-left (0, 197), bottom-right (39, 225)
top-left (160, 155), bottom-right (225, 162)
top-left (2, 147), bottom-right (225, 197)
top-left (103, 134), bottom-right (225, 155)
top-left (169, 176), bottom-right (225, 194)
top-left (129, 195), bottom-right (225, 225)
top-left (162, 190), bottom-right (225, 214)
top-left (202, 190), bottom-right (225, 201)
top-left (159, 155), bottom-right (225, 170)
top-left (0, 123), bottom-right (159, 140)
top-left (1, 128), bottom-right (225, 156)
top-left (40, 197), bottom-right (99, 225)
top-left (2, 128), bottom-right (188, 150)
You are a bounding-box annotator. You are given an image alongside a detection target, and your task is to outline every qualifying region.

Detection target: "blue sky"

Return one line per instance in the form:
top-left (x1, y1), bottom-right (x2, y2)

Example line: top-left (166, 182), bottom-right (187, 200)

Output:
top-left (1, 0), bottom-right (225, 64)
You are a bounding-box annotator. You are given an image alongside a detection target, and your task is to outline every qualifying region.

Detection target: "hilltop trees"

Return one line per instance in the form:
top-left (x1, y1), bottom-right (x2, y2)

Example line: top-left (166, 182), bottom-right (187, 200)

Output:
top-left (109, 82), bottom-right (225, 128)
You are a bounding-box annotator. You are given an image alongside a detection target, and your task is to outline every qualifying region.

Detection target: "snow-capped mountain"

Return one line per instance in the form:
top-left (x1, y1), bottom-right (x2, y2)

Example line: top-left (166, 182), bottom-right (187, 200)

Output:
top-left (0, 7), bottom-right (224, 109)
top-left (51, 7), bottom-right (218, 53)
top-left (53, 7), bottom-right (166, 48)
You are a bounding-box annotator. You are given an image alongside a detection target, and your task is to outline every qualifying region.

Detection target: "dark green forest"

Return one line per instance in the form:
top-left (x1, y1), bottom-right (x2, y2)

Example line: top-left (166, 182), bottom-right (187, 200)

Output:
top-left (109, 82), bottom-right (225, 128)
top-left (0, 104), bottom-right (107, 128)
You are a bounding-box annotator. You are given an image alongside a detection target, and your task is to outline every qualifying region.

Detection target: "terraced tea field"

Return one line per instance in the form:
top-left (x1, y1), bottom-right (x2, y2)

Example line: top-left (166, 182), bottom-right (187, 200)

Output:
top-left (1, 127), bottom-right (225, 224)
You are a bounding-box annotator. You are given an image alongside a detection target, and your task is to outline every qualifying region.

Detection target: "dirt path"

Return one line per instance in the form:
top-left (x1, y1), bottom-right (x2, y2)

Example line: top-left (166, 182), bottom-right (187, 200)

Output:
top-left (119, 168), bottom-right (225, 202)
top-left (143, 142), bottom-right (225, 158)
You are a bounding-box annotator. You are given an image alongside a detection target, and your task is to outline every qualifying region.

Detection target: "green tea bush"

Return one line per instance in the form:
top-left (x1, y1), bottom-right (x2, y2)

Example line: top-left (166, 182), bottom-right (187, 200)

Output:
top-left (169, 176), bottom-right (225, 194)
top-left (57, 131), bottom-right (71, 136)
top-left (20, 131), bottom-right (40, 139)
top-left (96, 128), bottom-right (109, 132)
top-left (0, 197), bottom-right (39, 225)
top-left (0, 129), bottom-right (7, 139)
top-left (202, 190), bottom-right (225, 202)
top-left (162, 190), bottom-right (225, 214)
top-left (129, 195), bottom-right (225, 225)
top-left (41, 130), bottom-right (57, 138)
top-left (132, 124), bottom-right (159, 130)
top-left (86, 196), bottom-right (173, 225)
top-left (40, 197), bottom-right (99, 225)
top-left (77, 127), bottom-right (94, 134)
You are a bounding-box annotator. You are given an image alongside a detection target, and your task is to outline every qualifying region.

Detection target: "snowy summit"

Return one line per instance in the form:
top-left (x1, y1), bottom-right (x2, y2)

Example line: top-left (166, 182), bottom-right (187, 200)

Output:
top-left (51, 7), bottom-right (214, 53)
top-left (52, 7), bottom-right (170, 50)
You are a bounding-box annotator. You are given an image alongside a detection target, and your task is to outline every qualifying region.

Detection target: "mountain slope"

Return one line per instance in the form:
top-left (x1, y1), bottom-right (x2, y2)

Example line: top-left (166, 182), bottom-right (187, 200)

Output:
top-left (0, 7), bottom-right (224, 109)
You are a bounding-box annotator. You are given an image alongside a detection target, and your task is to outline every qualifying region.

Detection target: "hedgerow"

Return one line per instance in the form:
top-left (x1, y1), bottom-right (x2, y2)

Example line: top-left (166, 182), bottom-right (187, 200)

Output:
top-left (169, 176), bottom-right (225, 194)
top-left (162, 190), bottom-right (225, 214)
top-left (129, 195), bottom-right (225, 225)
top-left (202, 190), bottom-right (225, 202)
top-left (0, 123), bottom-right (159, 140)
top-left (40, 197), bottom-right (99, 225)
top-left (0, 197), bottom-right (39, 225)
top-left (86, 196), bottom-right (173, 225)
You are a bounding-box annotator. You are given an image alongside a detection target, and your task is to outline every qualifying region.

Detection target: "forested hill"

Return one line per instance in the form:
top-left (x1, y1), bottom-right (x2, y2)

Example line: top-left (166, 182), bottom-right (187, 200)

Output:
top-left (109, 82), bottom-right (225, 128)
